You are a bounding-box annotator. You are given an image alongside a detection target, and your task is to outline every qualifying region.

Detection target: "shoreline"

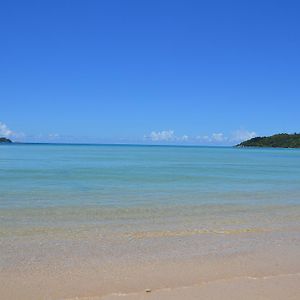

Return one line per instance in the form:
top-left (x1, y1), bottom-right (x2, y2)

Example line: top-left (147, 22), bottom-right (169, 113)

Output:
top-left (1, 144), bottom-right (300, 299)
top-left (95, 273), bottom-right (300, 300)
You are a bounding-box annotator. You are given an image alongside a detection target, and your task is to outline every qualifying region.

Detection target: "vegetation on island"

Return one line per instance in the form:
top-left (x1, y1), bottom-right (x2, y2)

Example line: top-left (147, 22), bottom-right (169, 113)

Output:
top-left (237, 133), bottom-right (300, 148)
top-left (0, 137), bottom-right (12, 143)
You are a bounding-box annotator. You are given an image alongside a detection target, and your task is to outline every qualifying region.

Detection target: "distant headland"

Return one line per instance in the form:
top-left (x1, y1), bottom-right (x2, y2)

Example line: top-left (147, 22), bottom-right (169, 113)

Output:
top-left (237, 133), bottom-right (300, 148)
top-left (0, 137), bottom-right (12, 143)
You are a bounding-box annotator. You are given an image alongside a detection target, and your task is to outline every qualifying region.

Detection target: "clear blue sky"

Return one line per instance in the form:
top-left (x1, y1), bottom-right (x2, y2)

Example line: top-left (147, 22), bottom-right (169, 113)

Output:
top-left (1, 0), bottom-right (299, 144)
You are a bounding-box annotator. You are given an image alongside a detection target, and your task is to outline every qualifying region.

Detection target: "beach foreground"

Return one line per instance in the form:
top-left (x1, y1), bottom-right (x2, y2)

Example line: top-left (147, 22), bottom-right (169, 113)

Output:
top-left (1, 231), bottom-right (300, 299)
top-left (1, 246), bottom-right (300, 299)
top-left (99, 274), bottom-right (300, 300)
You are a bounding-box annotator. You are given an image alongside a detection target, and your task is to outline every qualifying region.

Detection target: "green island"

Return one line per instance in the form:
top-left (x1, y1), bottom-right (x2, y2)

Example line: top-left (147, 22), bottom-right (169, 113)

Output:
top-left (0, 137), bottom-right (12, 143)
top-left (237, 133), bottom-right (300, 148)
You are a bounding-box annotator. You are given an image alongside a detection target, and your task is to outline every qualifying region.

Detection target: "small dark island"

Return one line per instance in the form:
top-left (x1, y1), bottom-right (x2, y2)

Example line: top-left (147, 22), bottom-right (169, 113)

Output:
top-left (237, 133), bottom-right (300, 148)
top-left (0, 137), bottom-right (12, 143)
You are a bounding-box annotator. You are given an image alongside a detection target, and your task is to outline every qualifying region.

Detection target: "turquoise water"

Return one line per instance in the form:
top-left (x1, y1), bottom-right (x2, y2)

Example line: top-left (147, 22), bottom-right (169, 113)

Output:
top-left (1, 144), bottom-right (300, 209)
top-left (1, 144), bottom-right (300, 268)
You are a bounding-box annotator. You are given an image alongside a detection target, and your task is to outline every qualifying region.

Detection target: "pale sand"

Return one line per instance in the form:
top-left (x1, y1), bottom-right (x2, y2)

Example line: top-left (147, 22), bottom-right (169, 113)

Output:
top-left (92, 274), bottom-right (300, 300)
top-left (1, 244), bottom-right (300, 300)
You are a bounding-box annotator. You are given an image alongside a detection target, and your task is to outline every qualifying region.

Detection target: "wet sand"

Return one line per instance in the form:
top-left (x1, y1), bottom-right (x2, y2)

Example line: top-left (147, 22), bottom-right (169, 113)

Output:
top-left (1, 240), bottom-right (300, 300)
top-left (101, 274), bottom-right (300, 300)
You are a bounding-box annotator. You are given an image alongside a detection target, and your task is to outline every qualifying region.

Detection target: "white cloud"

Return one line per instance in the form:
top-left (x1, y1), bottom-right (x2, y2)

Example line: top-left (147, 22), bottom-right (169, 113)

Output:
top-left (211, 132), bottom-right (226, 142)
top-left (148, 130), bottom-right (175, 141)
top-left (181, 135), bottom-right (189, 141)
top-left (48, 133), bottom-right (60, 139)
top-left (144, 130), bottom-right (189, 142)
top-left (196, 133), bottom-right (227, 143)
top-left (0, 122), bottom-right (15, 137)
top-left (0, 122), bottom-right (25, 139)
top-left (230, 129), bottom-right (257, 142)
top-left (196, 129), bottom-right (257, 144)
top-left (197, 135), bottom-right (210, 141)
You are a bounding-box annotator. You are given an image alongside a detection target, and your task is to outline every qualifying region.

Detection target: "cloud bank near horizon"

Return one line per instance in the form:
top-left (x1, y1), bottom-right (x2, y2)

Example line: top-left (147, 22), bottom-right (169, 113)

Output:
top-left (1, 121), bottom-right (257, 145)
top-left (144, 130), bottom-right (189, 142)
top-left (0, 122), bottom-right (25, 139)
top-left (145, 129), bottom-right (257, 144)
top-left (0, 122), bottom-right (15, 137)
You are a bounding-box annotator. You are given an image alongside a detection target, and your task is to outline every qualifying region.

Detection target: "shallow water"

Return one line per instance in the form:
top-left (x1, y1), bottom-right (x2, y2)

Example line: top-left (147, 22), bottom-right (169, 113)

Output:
top-left (1, 144), bottom-right (300, 241)
top-left (1, 144), bottom-right (299, 205)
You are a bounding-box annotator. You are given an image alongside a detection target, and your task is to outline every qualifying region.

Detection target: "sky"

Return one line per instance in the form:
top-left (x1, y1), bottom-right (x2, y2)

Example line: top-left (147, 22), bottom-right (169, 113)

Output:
top-left (1, 0), bottom-right (299, 145)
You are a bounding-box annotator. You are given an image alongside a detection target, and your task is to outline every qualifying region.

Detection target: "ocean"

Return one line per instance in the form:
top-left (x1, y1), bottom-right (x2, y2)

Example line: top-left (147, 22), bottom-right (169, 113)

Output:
top-left (1, 144), bottom-right (300, 299)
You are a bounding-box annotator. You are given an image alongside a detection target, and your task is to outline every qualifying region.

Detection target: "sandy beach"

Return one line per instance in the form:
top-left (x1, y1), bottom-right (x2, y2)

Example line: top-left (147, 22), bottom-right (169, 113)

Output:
top-left (1, 232), bottom-right (300, 300)
top-left (100, 274), bottom-right (300, 300)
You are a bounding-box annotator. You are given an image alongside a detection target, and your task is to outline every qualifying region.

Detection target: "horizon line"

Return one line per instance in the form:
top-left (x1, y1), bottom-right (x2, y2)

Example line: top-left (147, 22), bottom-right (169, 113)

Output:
top-left (5, 141), bottom-right (235, 148)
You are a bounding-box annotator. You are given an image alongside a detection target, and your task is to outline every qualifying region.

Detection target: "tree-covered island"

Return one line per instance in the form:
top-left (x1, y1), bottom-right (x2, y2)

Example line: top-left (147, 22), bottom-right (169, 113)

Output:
top-left (0, 137), bottom-right (12, 143)
top-left (237, 133), bottom-right (300, 148)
